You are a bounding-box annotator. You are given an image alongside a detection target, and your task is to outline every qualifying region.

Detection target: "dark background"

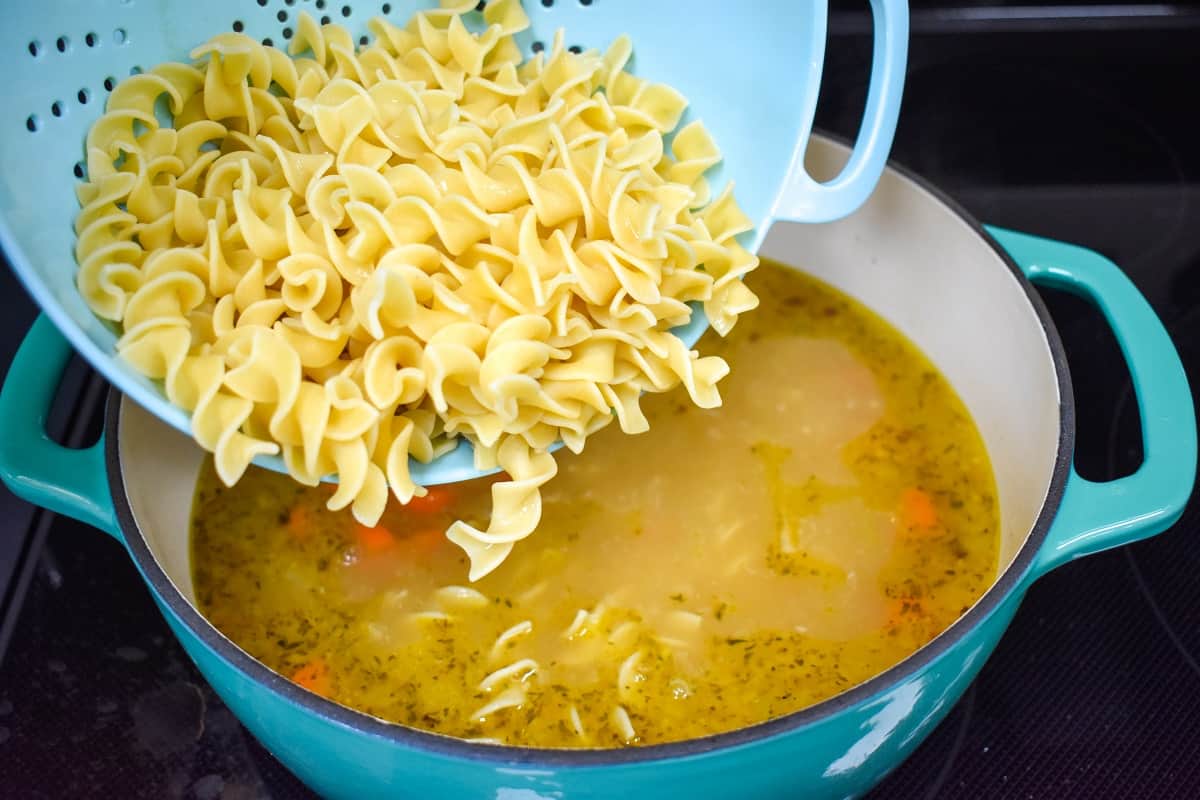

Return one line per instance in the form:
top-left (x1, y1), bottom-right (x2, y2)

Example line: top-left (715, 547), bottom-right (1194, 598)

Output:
top-left (2, 2), bottom-right (1200, 798)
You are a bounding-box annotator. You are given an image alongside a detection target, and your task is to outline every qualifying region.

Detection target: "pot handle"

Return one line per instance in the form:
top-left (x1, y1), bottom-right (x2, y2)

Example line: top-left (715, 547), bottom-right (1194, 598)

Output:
top-left (0, 315), bottom-right (120, 539)
top-left (772, 0), bottom-right (908, 223)
top-left (986, 226), bottom-right (1196, 577)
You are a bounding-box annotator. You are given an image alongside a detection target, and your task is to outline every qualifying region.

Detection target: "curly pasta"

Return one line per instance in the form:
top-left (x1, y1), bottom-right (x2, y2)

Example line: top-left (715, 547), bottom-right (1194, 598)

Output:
top-left (75, 0), bottom-right (760, 580)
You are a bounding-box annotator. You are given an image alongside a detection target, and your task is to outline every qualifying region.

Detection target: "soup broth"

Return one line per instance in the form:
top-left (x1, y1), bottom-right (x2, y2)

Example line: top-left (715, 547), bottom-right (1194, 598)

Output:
top-left (191, 260), bottom-right (1000, 747)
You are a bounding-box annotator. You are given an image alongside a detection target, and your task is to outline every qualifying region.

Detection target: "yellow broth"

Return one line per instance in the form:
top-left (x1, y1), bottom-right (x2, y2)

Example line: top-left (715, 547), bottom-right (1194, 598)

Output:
top-left (191, 260), bottom-right (1000, 747)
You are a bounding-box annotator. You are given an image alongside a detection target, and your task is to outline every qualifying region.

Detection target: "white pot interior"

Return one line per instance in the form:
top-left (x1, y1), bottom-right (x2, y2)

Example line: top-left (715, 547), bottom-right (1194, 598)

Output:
top-left (117, 137), bottom-right (1062, 608)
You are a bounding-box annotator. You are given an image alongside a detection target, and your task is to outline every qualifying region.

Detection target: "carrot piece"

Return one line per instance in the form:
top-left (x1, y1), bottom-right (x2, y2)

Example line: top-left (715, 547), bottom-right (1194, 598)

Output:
top-left (404, 485), bottom-right (455, 514)
top-left (899, 487), bottom-right (938, 532)
top-left (355, 522), bottom-right (444, 560)
top-left (290, 657), bottom-right (331, 696)
top-left (285, 506), bottom-right (311, 541)
top-left (355, 523), bottom-right (395, 555)
top-left (885, 596), bottom-right (923, 629)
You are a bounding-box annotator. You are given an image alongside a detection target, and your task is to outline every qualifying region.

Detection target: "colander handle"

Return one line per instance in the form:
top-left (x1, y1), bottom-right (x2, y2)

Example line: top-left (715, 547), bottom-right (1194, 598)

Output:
top-left (986, 227), bottom-right (1197, 579)
top-left (772, 0), bottom-right (908, 223)
top-left (0, 315), bottom-right (120, 539)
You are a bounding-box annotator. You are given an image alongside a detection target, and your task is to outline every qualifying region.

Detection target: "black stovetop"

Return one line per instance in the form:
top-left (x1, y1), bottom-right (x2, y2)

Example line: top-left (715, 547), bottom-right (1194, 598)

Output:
top-left (3, 6), bottom-right (1200, 799)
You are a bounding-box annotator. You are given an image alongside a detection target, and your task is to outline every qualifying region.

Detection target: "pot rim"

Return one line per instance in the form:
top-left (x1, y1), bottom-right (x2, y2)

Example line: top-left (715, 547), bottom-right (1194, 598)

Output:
top-left (104, 136), bottom-right (1075, 767)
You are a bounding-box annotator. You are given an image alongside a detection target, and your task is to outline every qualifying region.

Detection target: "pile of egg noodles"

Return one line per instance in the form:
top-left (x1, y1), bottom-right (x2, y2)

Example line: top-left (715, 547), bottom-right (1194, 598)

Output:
top-left (74, 0), bottom-right (759, 579)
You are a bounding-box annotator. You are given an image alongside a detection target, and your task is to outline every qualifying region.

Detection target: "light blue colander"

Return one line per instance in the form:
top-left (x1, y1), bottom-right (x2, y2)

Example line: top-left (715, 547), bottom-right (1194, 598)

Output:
top-left (0, 0), bottom-right (908, 484)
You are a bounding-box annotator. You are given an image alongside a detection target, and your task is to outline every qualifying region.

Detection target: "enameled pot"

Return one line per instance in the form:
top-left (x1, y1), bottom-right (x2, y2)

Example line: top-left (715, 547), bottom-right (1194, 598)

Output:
top-left (1, 137), bottom-right (1194, 800)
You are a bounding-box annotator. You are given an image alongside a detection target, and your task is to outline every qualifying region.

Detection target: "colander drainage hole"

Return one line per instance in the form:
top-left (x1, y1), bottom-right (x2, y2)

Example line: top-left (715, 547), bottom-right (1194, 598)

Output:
top-left (51, 101), bottom-right (65, 117)
top-left (85, 32), bottom-right (99, 48)
top-left (532, 41), bottom-right (544, 53)
top-left (56, 36), bottom-right (70, 53)
top-left (341, 5), bottom-right (351, 16)
top-left (73, 162), bottom-right (85, 179)
top-left (277, 10), bottom-right (288, 22)
top-left (383, 3), bottom-right (392, 12)
top-left (104, 76), bottom-right (116, 91)
top-left (26, 115), bottom-right (39, 133)
top-left (113, 29), bottom-right (127, 45)
top-left (27, 41), bottom-right (40, 58)
top-left (233, 20), bottom-right (245, 32)
top-left (283, 28), bottom-right (294, 40)
top-left (78, 88), bottom-right (90, 104)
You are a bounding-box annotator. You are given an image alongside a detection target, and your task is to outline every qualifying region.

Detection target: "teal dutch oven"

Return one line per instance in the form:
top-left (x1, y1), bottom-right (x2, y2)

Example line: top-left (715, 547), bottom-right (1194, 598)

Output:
top-left (0, 137), bottom-right (1194, 799)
